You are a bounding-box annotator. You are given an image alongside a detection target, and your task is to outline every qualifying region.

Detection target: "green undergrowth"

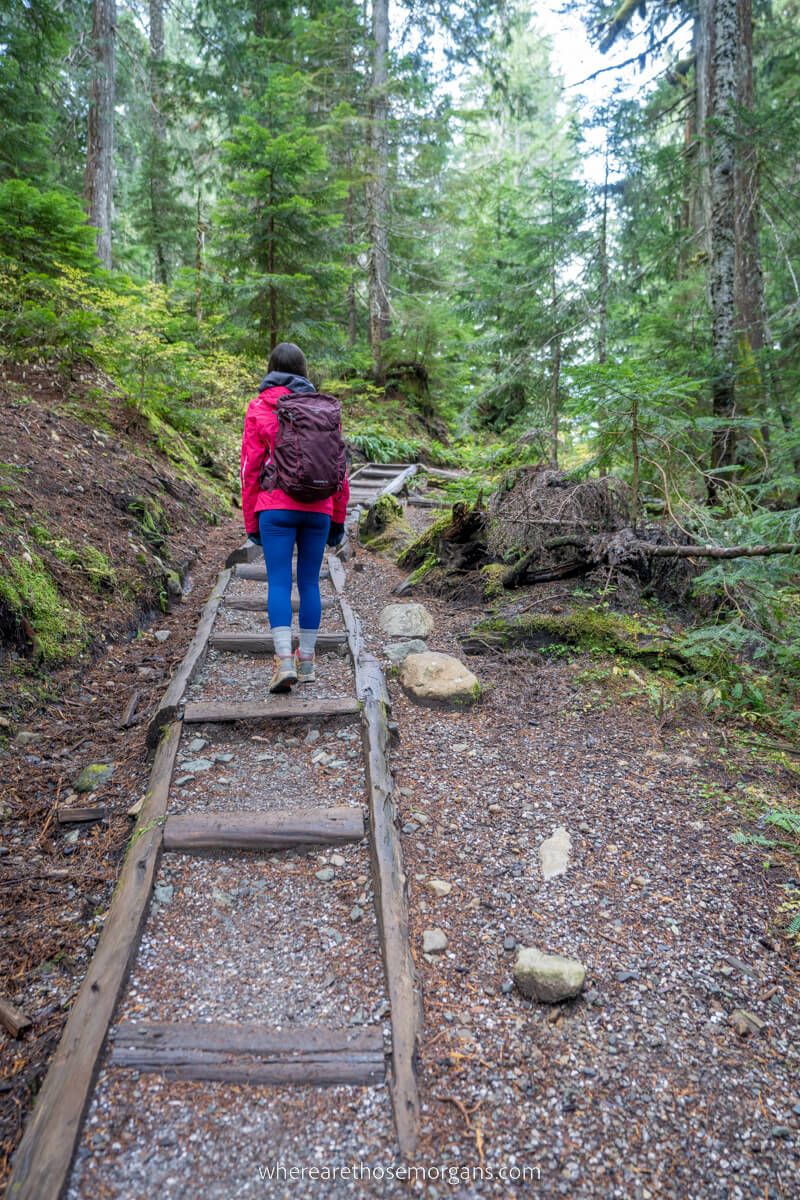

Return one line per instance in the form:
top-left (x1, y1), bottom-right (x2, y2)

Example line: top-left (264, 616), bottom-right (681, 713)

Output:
top-left (29, 525), bottom-right (116, 590)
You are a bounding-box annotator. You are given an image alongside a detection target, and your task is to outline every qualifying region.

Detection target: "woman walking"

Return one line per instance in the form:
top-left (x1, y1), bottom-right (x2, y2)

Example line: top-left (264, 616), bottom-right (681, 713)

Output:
top-left (240, 342), bottom-right (349, 693)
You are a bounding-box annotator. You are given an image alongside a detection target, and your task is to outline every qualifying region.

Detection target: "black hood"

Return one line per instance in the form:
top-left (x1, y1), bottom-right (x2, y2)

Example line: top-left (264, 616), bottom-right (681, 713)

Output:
top-left (259, 371), bottom-right (316, 394)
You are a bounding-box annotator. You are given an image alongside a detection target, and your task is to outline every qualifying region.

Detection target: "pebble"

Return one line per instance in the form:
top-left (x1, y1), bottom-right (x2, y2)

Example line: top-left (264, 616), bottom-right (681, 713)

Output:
top-left (153, 629), bottom-right (171, 642)
top-left (729, 1009), bottom-right (766, 1036)
top-left (426, 879), bottom-right (452, 898)
top-left (316, 868), bottom-right (335, 882)
top-left (514, 947), bottom-right (586, 1003)
top-left (304, 729), bottom-right (320, 745)
top-left (503, 935), bottom-right (517, 951)
top-left (350, 906), bottom-right (363, 922)
top-left (616, 970), bottom-right (640, 983)
top-left (214, 753), bottom-right (235, 764)
top-left (487, 804), bottom-right (502, 814)
top-left (14, 731), bottom-right (39, 746)
top-left (180, 758), bottom-right (214, 773)
top-left (154, 885), bottom-right (174, 905)
top-left (423, 928), bottom-right (448, 954)
top-left (329, 854), bottom-right (346, 868)
top-left (174, 775), bottom-right (194, 787)
top-left (74, 763), bottom-right (114, 792)
top-left (187, 738), bottom-right (208, 753)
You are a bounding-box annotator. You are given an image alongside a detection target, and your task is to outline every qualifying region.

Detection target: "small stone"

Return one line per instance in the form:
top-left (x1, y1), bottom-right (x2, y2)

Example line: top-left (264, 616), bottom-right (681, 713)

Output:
top-left (14, 730), bottom-right (38, 746)
top-left (74, 763), bottom-right (114, 793)
top-left (501, 980), bottom-right (514, 995)
top-left (188, 738), bottom-right (208, 753)
top-left (316, 868), bottom-right (335, 882)
top-left (153, 629), bottom-right (171, 642)
top-left (539, 826), bottom-right (571, 880)
top-left (174, 775), bottom-right (193, 787)
top-left (180, 758), bottom-right (214, 774)
top-left (513, 947), bottom-right (586, 1004)
top-left (487, 803), bottom-right (502, 814)
top-left (384, 640), bottom-right (428, 664)
top-left (616, 970), bottom-right (640, 983)
top-left (214, 753), bottom-right (234, 764)
top-left (770, 1126), bottom-right (792, 1140)
top-left (329, 853), bottom-right (346, 868)
top-left (211, 888), bottom-right (232, 908)
top-left (729, 1009), bottom-right (766, 1036)
top-left (154, 884), bottom-right (174, 905)
top-left (503, 935), bottom-right (517, 952)
top-left (422, 928), bottom-right (448, 954)
top-left (402, 822), bottom-right (418, 834)
top-left (410, 811), bottom-right (429, 825)
top-left (378, 603), bottom-right (434, 639)
top-left (304, 729), bottom-right (320, 745)
top-left (350, 906), bottom-right (363, 922)
top-left (426, 879), bottom-right (452, 898)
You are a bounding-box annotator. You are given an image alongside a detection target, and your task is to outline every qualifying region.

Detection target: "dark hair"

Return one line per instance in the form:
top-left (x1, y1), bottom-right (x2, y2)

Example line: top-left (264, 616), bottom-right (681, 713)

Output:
top-left (268, 341), bottom-right (308, 378)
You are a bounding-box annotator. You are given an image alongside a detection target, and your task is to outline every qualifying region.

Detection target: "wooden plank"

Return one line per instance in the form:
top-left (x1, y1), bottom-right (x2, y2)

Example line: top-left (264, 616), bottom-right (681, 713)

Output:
top-left (225, 540), bottom-right (261, 568)
top-left (57, 806), bottom-right (106, 825)
top-left (335, 590), bottom-right (421, 1155)
top-left (163, 806), bottom-right (365, 851)
top-left (379, 465), bottom-right (418, 498)
top-left (209, 631), bottom-right (346, 654)
top-left (147, 568), bottom-right (232, 748)
top-left (407, 495), bottom-right (450, 509)
top-left (223, 595), bottom-right (333, 613)
top-left (183, 695), bottom-right (360, 724)
top-left (110, 1022), bottom-right (385, 1086)
top-left (119, 688), bottom-right (141, 728)
top-left (327, 553), bottom-right (346, 596)
top-left (0, 998), bottom-right (32, 1038)
top-left (7, 721), bottom-right (182, 1200)
top-left (362, 695), bottom-right (422, 1156)
top-left (234, 564), bottom-right (331, 582)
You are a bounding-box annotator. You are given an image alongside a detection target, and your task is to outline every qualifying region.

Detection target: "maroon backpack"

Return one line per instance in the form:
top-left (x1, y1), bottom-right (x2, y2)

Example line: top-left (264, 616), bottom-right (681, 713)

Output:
top-left (260, 391), bottom-right (347, 503)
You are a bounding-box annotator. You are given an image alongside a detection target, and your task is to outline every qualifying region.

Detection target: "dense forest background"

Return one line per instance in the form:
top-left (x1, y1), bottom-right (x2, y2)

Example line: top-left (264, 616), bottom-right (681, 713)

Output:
top-left (1, 0), bottom-right (799, 735)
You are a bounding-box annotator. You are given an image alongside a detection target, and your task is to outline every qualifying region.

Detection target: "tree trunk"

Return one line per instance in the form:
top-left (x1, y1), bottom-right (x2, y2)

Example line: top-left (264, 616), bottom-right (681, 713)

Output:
top-left (149, 0), bottom-right (168, 284)
top-left (194, 189), bottom-right (204, 324)
top-left (703, 0), bottom-right (740, 498)
top-left (597, 149), bottom-right (609, 365)
top-left (367, 0), bottom-right (390, 382)
top-left (84, 0), bottom-right (116, 268)
top-left (548, 182), bottom-right (560, 468)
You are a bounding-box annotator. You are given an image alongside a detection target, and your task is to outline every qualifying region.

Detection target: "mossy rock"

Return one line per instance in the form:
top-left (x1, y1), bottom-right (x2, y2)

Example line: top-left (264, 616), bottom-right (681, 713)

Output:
top-left (74, 762), bottom-right (114, 793)
top-left (360, 494), bottom-right (411, 554)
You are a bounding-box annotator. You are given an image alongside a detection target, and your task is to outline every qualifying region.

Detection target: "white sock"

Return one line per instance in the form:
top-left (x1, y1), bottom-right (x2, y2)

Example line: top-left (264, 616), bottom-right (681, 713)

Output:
top-left (271, 626), bottom-right (292, 659)
top-left (298, 627), bottom-right (318, 658)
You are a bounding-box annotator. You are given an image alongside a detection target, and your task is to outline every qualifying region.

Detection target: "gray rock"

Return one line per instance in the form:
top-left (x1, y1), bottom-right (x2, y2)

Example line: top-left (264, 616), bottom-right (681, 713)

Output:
top-left (426, 878), bottom-right (452, 898)
top-left (399, 652), bottom-right (481, 707)
top-left (513, 947), bottom-right (586, 1003)
top-left (316, 867), bottom-right (335, 882)
top-left (729, 1009), bottom-right (766, 1036)
top-left (174, 775), bottom-right (194, 787)
top-left (14, 730), bottom-right (39, 746)
top-left (214, 753), bottom-right (235, 764)
top-left (423, 928), bottom-right (448, 954)
top-left (211, 888), bottom-right (233, 908)
top-left (153, 629), bottom-right (171, 642)
top-left (503, 935), bottom-right (517, 952)
top-left (501, 980), bottom-right (514, 995)
top-left (378, 603), bottom-right (434, 639)
top-left (74, 763), bottom-right (114, 793)
top-left (329, 853), bottom-right (346, 867)
top-left (384, 639), bottom-right (428, 664)
top-left (616, 970), bottom-right (640, 983)
top-left (180, 758), bottom-right (214, 773)
top-left (350, 905), bottom-right (363, 922)
top-left (304, 728), bottom-right (321, 745)
top-left (187, 738), bottom-right (208, 753)
top-left (154, 884), bottom-right (174, 905)
top-left (539, 826), bottom-right (571, 880)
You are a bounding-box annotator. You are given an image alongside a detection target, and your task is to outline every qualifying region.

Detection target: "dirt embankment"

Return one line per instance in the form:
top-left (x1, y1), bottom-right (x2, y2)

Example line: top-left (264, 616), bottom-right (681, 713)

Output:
top-left (0, 358), bottom-right (242, 1188)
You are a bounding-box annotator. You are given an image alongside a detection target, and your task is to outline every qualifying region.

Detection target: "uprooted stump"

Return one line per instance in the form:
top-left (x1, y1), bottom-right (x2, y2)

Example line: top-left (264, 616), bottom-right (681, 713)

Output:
top-left (359, 494), bottom-right (410, 554)
top-left (396, 501), bottom-right (491, 594)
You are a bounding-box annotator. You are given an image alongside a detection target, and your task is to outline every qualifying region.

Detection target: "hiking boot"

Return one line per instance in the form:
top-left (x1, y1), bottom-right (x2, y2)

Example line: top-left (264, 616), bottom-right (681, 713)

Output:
top-left (294, 651), bottom-right (316, 684)
top-left (269, 655), bottom-right (297, 694)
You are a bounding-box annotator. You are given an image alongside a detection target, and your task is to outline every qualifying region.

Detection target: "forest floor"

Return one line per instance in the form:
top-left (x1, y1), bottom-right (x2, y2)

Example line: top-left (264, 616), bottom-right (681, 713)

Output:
top-left (2, 484), bottom-right (799, 1197)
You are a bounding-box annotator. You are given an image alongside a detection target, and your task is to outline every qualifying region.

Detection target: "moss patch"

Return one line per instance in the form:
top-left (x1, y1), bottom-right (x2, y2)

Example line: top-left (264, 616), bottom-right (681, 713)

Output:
top-left (0, 551), bottom-right (86, 661)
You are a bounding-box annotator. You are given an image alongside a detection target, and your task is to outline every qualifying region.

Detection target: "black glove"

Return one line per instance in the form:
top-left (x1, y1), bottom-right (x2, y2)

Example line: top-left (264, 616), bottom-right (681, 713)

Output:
top-left (327, 521), bottom-right (345, 548)
top-left (247, 530), bottom-right (261, 547)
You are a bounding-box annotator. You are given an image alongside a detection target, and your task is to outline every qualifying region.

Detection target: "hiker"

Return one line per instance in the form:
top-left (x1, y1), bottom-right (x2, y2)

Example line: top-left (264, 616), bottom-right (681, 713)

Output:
top-left (240, 342), bottom-right (349, 694)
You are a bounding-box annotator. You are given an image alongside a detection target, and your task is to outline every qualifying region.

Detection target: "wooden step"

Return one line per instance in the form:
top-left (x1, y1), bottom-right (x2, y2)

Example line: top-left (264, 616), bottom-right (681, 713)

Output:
top-left (235, 564), bottom-right (331, 582)
top-left (224, 595), bottom-right (334, 613)
top-left (183, 695), bottom-right (360, 724)
top-left (209, 631), bottom-right (346, 653)
top-left (110, 1022), bottom-right (385, 1086)
top-left (163, 806), bottom-right (365, 851)
top-left (225, 541), bottom-right (261, 568)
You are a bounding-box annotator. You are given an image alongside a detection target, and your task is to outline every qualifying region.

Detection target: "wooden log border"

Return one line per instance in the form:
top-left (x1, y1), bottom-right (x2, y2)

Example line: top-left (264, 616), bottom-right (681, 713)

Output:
top-left (7, 721), bottom-right (182, 1200)
top-left (329, 552), bottom-right (422, 1157)
top-left (147, 567), bottom-right (232, 747)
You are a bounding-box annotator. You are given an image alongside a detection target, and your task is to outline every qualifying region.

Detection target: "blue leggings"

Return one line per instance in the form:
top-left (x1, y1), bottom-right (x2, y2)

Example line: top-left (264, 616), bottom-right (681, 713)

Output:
top-left (258, 509), bottom-right (331, 630)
